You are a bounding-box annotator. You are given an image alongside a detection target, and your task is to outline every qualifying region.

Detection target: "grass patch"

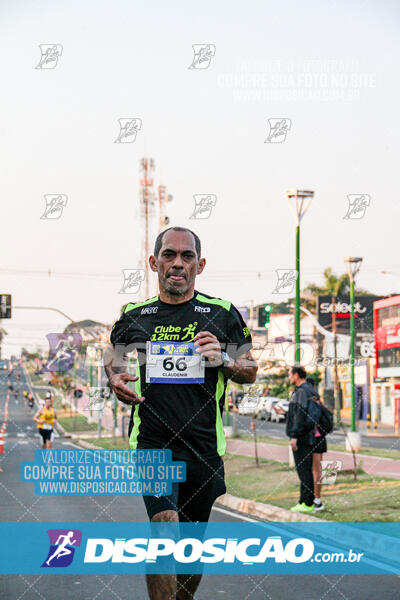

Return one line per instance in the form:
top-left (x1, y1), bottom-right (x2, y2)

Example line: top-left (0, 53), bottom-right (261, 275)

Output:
top-left (232, 434), bottom-right (400, 460)
top-left (223, 453), bottom-right (400, 522)
top-left (80, 437), bottom-right (130, 449)
top-left (58, 415), bottom-right (98, 432)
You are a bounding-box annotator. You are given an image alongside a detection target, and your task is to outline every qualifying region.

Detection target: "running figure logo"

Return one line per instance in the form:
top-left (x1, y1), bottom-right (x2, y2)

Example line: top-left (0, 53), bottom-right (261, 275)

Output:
top-left (40, 194), bottom-right (68, 220)
top-left (189, 195), bottom-right (217, 220)
top-left (119, 269), bottom-right (145, 294)
top-left (265, 119), bottom-right (292, 143)
top-left (188, 44), bottom-right (216, 70)
top-left (42, 529), bottom-right (82, 567)
top-left (181, 322), bottom-right (198, 341)
top-left (44, 333), bottom-right (82, 373)
top-left (35, 44), bottom-right (63, 69)
top-left (343, 194), bottom-right (371, 220)
top-left (272, 269), bottom-right (298, 294)
top-left (114, 118), bottom-right (142, 143)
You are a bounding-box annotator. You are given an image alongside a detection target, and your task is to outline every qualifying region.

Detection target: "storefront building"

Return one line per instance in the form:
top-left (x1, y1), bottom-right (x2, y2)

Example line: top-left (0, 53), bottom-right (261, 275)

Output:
top-left (372, 295), bottom-right (400, 426)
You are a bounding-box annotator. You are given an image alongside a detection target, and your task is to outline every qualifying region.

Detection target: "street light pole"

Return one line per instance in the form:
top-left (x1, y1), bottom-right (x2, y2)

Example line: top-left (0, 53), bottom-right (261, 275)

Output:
top-left (285, 189), bottom-right (315, 364)
top-left (13, 306), bottom-right (99, 341)
top-left (344, 257), bottom-right (363, 435)
top-left (295, 224), bottom-right (300, 362)
top-left (349, 276), bottom-right (356, 432)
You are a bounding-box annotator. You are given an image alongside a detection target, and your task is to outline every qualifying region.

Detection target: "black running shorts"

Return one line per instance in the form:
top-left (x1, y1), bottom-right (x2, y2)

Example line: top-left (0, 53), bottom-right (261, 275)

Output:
top-left (142, 456), bottom-right (226, 522)
top-left (312, 437), bottom-right (327, 454)
top-left (39, 428), bottom-right (52, 442)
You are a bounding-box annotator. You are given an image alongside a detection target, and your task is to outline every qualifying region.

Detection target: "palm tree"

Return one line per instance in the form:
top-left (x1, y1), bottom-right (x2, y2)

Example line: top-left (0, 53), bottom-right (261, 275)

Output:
top-left (303, 268), bottom-right (350, 424)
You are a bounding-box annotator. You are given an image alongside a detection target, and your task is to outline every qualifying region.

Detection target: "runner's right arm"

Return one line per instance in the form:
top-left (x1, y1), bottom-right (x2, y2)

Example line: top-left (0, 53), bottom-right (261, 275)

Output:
top-left (33, 409), bottom-right (42, 423)
top-left (103, 344), bottom-right (144, 406)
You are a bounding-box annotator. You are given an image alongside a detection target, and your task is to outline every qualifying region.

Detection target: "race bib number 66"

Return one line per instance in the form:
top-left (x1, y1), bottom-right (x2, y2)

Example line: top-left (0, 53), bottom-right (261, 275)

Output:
top-left (145, 341), bottom-right (205, 384)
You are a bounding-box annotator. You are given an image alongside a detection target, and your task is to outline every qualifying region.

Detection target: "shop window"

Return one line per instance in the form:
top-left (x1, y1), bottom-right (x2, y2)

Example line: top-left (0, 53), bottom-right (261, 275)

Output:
top-left (384, 387), bottom-right (391, 408)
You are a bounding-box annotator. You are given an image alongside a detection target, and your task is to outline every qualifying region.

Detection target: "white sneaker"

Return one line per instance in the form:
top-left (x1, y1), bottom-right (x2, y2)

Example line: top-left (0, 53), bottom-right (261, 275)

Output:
top-left (314, 500), bottom-right (325, 511)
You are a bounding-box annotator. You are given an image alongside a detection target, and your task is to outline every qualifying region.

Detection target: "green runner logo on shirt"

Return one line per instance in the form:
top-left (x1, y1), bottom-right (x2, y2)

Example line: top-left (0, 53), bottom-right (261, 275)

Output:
top-left (151, 322), bottom-right (198, 341)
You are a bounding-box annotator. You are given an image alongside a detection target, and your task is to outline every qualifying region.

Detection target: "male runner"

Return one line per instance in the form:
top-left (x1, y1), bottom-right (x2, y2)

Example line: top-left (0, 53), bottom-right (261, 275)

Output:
top-left (34, 397), bottom-right (57, 448)
top-left (105, 227), bottom-right (257, 600)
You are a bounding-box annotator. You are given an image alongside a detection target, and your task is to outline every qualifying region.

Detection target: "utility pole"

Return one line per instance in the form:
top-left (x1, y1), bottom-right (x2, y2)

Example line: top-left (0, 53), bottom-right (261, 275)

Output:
top-left (139, 158), bottom-right (156, 300)
top-left (157, 184), bottom-right (173, 234)
top-left (344, 257), bottom-right (363, 452)
top-left (332, 296), bottom-right (341, 425)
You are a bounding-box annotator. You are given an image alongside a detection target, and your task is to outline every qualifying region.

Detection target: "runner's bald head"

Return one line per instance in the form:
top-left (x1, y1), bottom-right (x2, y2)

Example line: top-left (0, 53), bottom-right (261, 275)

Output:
top-left (154, 227), bottom-right (201, 259)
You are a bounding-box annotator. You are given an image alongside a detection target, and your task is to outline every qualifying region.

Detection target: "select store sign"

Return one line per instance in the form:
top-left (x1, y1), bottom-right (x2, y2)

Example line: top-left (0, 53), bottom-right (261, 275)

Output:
top-left (318, 296), bottom-right (383, 359)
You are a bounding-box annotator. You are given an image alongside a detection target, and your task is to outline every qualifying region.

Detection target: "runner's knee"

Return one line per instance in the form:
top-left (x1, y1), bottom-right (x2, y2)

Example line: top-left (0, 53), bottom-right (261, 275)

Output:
top-left (151, 509), bottom-right (179, 523)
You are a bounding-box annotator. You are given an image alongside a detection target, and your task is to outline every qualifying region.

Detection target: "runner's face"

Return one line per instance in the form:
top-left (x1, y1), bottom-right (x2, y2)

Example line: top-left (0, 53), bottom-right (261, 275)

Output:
top-left (151, 230), bottom-right (204, 297)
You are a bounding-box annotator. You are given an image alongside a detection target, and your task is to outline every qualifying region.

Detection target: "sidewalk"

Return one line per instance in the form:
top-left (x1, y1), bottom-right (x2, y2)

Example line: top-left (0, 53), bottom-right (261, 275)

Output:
top-left (226, 439), bottom-right (400, 479)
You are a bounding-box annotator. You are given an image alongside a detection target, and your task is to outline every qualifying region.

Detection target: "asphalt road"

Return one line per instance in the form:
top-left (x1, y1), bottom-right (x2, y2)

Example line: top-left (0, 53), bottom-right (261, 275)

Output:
top-left (234, 414), bottom-right (400, 451)
top-left (0, 362), bottom-right (398, 599)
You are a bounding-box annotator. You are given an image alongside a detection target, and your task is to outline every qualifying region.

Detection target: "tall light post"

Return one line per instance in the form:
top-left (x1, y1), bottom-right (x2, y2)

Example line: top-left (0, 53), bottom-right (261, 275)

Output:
top-left (285, 189), bottom-right (315, 363)
top-left (344, 257), bottom-right (363, 433)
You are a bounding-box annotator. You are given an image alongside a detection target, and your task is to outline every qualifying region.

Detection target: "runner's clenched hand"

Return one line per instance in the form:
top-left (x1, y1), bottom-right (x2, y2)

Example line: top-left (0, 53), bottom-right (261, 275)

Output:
top-left (193, 331), bottom-right (223, 366)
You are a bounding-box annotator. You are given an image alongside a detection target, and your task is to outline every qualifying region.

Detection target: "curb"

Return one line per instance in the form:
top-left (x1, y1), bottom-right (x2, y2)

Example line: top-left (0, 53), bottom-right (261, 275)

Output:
top-left (215, 493), bottom-right (326, 523)
top-left (55, 422), bottom-right (71, 438)
top-left (365, 434), bottom-right (400, 439)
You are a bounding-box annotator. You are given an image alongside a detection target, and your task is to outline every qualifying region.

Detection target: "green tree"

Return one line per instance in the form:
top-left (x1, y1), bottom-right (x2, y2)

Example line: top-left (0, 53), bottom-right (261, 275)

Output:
top-left (303, 268), bottom-right (351, 424)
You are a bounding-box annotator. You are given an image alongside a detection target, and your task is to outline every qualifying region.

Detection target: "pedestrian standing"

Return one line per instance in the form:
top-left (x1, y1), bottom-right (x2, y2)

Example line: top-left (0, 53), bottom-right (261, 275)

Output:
top-left (286, 366), bottom-right (315, 513)
top-left (306, 377), bottom-right (331, 511)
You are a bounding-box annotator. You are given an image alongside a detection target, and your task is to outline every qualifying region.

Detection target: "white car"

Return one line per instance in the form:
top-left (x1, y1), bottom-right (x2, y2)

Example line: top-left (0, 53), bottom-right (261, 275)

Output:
top-left (256, 397), bottom-right (282, 421)
top-left (270, 399), bottom-right (289, 422)
top-left (254, 397), bottom-right (271, 419)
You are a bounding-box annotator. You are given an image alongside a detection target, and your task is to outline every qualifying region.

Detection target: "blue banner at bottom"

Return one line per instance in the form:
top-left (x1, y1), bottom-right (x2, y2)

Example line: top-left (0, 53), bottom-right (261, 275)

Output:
top-left (0, 522), bottom-right (399, 575)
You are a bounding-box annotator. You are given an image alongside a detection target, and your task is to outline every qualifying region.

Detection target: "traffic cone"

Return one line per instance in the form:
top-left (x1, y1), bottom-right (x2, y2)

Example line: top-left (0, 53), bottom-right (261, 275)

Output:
top-left (0, 435), bottom-right (4, 455)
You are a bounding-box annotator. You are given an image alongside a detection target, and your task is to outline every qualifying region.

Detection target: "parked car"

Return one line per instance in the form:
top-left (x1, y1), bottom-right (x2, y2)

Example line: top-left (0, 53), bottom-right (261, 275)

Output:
top-left (238, 395), bottom-right (260, 415)
top-left (256, 397), bottom-right (281, 421)
top-left (253, 396), bottom-right (271, 419)
top-left (270, 399), bottom-right (289, 422)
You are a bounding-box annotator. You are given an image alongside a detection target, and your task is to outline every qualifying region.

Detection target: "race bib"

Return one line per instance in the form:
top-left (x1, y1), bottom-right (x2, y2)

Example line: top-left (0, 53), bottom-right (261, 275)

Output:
top-left (146, 341), bottom-right (205, 384)
top-left (42, 423), bottom-right (52, 430)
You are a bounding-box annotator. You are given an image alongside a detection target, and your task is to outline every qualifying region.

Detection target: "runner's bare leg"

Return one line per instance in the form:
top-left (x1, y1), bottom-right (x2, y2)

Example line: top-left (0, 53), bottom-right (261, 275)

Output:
top-left (146, 510), bottom-right (178, 600)
top-left (176, 574), bottom-right (202, 599)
